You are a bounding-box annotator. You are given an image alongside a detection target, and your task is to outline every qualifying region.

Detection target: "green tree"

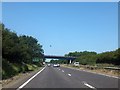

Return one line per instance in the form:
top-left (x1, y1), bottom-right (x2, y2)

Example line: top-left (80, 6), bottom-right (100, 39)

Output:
top-left (2, 23), bottom-right (44, 64)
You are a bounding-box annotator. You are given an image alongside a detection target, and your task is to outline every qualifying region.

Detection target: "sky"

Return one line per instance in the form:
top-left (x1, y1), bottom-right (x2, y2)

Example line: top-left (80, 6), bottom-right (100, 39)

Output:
top-left (2, 2), bottom-right (118, 56)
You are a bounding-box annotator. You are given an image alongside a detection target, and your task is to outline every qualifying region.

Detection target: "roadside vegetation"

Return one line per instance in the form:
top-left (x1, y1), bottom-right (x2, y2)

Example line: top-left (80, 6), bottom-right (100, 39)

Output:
top-left (68, 50), bottom-right (119, 66)
top-left (50, 49), bottom-right (120, 76)
top-left (1, 23), bottom-right (44, 79)
top-left (51, 50), bottom-right (120, 66)
top-left (51, 48), bottom-right (120, 76)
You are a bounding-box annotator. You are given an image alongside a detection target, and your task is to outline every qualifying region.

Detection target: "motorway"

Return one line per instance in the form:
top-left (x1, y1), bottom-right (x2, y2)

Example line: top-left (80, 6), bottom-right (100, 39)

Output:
top-left (14, 65), bottom-right (119, 89)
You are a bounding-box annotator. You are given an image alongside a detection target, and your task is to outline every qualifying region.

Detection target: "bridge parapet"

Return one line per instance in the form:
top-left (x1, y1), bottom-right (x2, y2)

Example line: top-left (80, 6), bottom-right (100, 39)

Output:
top-left (44, 55), bottom-right (77, 60)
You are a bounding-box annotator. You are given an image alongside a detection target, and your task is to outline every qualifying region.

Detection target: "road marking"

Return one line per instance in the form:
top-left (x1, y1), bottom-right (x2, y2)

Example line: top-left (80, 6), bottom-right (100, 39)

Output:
top-left (62, 70), bottom-right (64, 72)
top-left (59, 69), bottom-right (60, 70)
top-left (82, 81), bottom-right (96, 89)
top-left (81, 69), bottom-right (119, 79)
top-left (64, 67), bottom-right (119, 79)
top-left (68, 73), bottom-right (71, 76)
top-left (17, 66), bottom-right (46, 90)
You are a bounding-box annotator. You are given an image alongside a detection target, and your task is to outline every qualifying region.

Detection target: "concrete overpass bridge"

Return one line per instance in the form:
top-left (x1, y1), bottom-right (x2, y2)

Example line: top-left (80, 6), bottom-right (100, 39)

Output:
top-left (43, 55), bottom-right (77, 63)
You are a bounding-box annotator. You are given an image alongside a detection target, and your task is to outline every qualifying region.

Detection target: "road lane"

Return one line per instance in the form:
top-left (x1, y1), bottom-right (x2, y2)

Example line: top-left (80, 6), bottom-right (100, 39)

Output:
top-left (17, 66), bottom-right (46, 89)
top-left (59, 66), bottom-right (119, 88)
top-left (22, 66), bottom-right (87, 88)
top-left (14, 65), bottom-right (119, 89)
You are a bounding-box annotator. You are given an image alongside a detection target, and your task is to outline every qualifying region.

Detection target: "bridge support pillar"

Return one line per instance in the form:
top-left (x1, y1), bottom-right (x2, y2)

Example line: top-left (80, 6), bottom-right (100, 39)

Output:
top-left (69, 59), bottom-right (72, 64)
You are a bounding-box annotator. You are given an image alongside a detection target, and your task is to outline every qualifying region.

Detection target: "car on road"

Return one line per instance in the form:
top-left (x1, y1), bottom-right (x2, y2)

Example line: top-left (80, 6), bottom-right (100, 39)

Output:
top-left (73, 62), bottom-right (79, 66)
top-left (53, 64), bottom-right (60, 67)
top-left (57, 64), bottom-right (60, 67)
top-left (47, 64), bottom-right (51, 67)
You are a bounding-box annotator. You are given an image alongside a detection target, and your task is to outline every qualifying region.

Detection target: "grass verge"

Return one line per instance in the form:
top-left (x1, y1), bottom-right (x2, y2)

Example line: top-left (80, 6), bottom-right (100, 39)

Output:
top-left (2, 59), bottom-right (42, 80)
top-left (61, 64), bottom-right (120, 77)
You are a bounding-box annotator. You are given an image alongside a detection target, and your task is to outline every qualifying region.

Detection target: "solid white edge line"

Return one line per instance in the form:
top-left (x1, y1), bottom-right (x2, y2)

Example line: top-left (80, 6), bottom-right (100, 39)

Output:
top-left (82, 81), bottom-right (96, 89)
top-left (17, 66), bottom-right (46, 90)
top-left (64, 66), bottom-right (119, 79)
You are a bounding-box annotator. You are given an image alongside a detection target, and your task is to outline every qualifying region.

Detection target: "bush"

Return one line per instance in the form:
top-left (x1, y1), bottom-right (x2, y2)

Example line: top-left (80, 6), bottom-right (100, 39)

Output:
top-left (2, 59), bottom-right (17, 79)
top-left (2, 58), bottom-right (42, 79)
top-left (76, 55), bottom-right (97, 65)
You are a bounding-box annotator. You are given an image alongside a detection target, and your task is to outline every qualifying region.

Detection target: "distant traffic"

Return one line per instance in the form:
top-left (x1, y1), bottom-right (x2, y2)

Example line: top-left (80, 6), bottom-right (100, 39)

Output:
top-left (47, 63), bottom-right (60, 67)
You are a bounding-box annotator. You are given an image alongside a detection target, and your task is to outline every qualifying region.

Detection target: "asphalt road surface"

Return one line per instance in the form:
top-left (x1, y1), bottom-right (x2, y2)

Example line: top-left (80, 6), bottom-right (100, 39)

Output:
top-left (14, 65), bottom-right (119, 89)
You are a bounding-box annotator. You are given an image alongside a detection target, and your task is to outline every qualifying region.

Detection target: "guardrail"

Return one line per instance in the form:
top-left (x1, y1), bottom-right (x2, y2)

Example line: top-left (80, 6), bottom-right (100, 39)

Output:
top-left (104, 67), bottom-right (120, 70)
top-left (80, 65), bottom-right (120, 70)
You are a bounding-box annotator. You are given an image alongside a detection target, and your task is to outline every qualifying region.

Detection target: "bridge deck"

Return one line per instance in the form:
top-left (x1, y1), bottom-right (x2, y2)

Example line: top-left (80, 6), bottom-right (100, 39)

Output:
top-left (44, 55), bottom-right (77, 60)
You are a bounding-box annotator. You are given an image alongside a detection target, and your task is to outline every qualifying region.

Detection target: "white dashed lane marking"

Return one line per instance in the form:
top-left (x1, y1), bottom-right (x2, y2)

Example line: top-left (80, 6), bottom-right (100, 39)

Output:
top-left (82, 81), bottom-right (96, 90)
top-left (68, 74), bottom-right (71, 76)
top-left (65, 66), bottom-right (119, 79)
top-left (62, 70), bottom-right (64, 72)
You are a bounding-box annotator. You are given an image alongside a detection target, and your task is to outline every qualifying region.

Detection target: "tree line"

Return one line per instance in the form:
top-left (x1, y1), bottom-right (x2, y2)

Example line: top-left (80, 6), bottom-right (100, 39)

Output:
top-left (1, 23), bottom-right (44, 79)
top-left (50, 50), bottom-right (120, 65)
top-left (1, 23), bottom-right (44, 64)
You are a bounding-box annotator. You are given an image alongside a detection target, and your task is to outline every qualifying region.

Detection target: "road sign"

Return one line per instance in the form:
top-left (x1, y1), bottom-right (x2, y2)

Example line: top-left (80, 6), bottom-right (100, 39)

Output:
top-left (32, 58), bottom-right (40, 62)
